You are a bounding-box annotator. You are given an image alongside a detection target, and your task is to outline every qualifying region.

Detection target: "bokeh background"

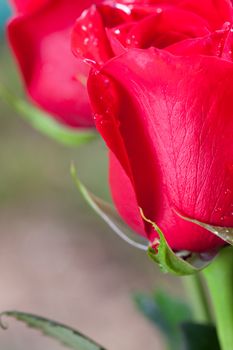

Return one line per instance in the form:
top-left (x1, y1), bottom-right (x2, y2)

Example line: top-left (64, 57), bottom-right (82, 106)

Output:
top-left (0, 1), bottom-right (182, 349)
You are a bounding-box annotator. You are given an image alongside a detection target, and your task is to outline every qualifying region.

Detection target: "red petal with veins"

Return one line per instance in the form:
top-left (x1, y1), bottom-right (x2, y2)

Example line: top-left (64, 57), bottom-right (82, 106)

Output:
top-left (88, 48), bottom-right (233, 252)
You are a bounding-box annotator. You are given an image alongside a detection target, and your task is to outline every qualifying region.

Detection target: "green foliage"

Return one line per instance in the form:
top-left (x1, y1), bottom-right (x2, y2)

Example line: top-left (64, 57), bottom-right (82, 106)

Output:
top-left (134, 290), bottom-right (220, 350)
top-left (181, 323), bottom-right (220, 350)
top-left (0, 311), bottom-right (106, 350)
top-left (134, 290), bottom-right (192, 350)
top-left (203, 247), bottom-right (233, 350)
top-left (0, 86), bottom-right (96, 147)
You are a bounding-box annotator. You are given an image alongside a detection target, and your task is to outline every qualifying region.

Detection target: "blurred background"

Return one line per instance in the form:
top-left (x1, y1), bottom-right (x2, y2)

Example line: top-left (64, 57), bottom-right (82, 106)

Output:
top-left (0, 1), bottom-right (182, 349)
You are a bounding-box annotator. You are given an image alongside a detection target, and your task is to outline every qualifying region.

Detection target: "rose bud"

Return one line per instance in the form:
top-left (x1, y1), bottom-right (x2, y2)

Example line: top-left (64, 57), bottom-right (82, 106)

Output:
top-left (73, 0), bottom-right (233, 252)
top-left (7, 0), bottom-right (102, 127)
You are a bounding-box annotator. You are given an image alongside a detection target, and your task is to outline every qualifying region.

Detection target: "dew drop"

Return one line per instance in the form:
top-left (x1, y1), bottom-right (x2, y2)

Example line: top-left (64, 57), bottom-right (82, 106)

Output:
top-left (126, 38), bottom-right (131, 45)
top-left (81, 25), bottom-right (87, 32)
top-left (115, 3), bottom-right (131, 15)
top-left (225, 188), bottom-right (231, 195)
top-left (129, 34), bottom-right (139, 47)
top-left (156, 7), bottom-right (162, 14)
top-left (114, 29), bottom-right (121, 35)
top-left (222, 21), bottom-right (231, 30)
top-left (94, 69), bottom-right (100, 76)
top-left (103, 78), bottom-right (110, 87)
top-left (83, 37), bottom-right (89, 46)
top-left (83, 58), bottom-right (96, 66)
top-left (93, 113), bottom-right (102, 121)
top-left (74, 47), bottom-right (81, 55)
top-left (105, 107), bottom-right (111, 115)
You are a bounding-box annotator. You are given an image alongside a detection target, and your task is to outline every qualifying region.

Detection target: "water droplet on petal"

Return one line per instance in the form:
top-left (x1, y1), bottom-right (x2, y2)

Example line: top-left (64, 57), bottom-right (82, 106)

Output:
top-left (81, 25), bottom-right (87, 32)
top-left (83, 58), bottom-right (96, 66)
top-left (83, 37), bottom-right (89, 46)
top-left (126, 38), bottom-right (131, 45)
top-left (115, 3), bottom-right (131, 15)
top-left (103, 78), bottom-right (110, 87)
top-left (114, 29), bottom-right (121, 35)
top-left (156, 7), bottom-right (162, 14)
top-left (222, 21), bottom-right (231, 30)
top-left (92, 38), bottom-right (98, 46)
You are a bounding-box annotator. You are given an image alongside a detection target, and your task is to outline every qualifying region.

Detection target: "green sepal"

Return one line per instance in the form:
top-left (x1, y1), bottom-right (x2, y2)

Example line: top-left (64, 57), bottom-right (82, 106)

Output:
top-left (0, 311), bottom-right (106, 350)
top-left (0, 86), bottom-right (96, 147)
top-left (177, 211), bottom-right (233, 246)
top-left (71, 165), bottom-right (212, 274)
top-left (141, 211), bottom-right (199, 275)
top-left (71, 164), bottom-right (149, 250)
top-left (142, 211), bottom-right (214, 275)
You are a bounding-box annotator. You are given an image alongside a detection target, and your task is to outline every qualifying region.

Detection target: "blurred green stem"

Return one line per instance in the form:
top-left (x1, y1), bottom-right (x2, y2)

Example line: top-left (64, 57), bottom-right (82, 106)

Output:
top-left (182, 273), bottom-right (212, 323)
top-left (203, 247), bottom-right (233, 350)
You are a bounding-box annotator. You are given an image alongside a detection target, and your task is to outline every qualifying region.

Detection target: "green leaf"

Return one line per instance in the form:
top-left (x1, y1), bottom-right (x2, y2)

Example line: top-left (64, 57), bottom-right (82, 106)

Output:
top-left (0, 86), bottom-right (96, 147)
top-left (134, 290), bottom-right (192, 350)
top-left (71, 164), bottom-right (149, 251)
top-left (134, 292), bottom-right (168, 334)
top-left (0, 311), bottom-right (106, 350)
top-left (177, 211), bottom-right (233, 246)
top-left (181, 323), bottom-right (220, 350)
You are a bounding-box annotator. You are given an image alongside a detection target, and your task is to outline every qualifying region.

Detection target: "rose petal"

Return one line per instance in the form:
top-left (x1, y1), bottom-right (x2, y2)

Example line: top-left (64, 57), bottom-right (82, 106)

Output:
top-left (110, 152), bottom-right (146, 237)
top-left (177, 0), bottom-right (233, 31)
top-left (88, 48), bottom-right (233, 252)
top-left (9, 0), bottom-right (49, 13)
top-left (166, 29), bottom-right (233, 61)
top-left (125, 8), bottom-right (210, 49)
top-left (8, 0), bottom-right (97, 127)
top-left (72, 5), bottom-right (114, 67)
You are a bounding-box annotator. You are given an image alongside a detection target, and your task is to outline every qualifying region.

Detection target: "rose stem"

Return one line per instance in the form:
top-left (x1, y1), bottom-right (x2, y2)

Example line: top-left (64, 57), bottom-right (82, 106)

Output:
top-left (203, 246), bottom-right (233, 350)
top-left (182, 272), bottom-right (212, 323)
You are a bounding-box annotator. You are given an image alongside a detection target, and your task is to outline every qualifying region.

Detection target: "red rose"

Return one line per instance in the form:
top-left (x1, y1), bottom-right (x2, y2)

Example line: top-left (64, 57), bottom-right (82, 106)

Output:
top-left (7, 0), bottom-right (102, 127)
top-left (73, 0), bottom-right (233, 252)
